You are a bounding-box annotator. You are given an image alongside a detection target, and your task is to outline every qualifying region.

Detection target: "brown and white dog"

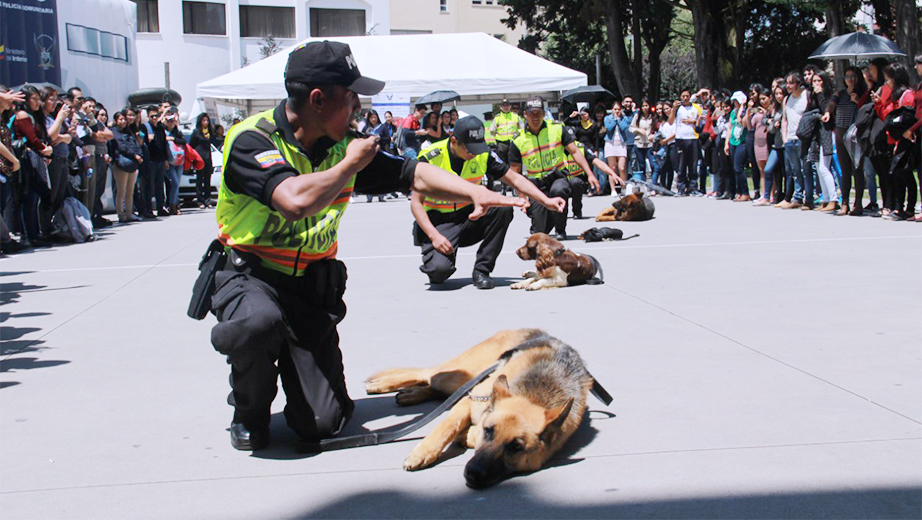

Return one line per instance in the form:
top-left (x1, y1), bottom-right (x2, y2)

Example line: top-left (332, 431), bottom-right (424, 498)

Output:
top-left (595, 192), bottom-right (655, 222)
top-left (511, 233), bottom-right (602, 290)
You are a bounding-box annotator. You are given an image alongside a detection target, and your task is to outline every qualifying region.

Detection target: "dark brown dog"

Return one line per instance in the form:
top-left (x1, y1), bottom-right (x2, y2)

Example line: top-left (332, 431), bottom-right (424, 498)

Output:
top-left (595, 192), bottom-right (655, 222)
top-left (512, 233), bottom-right (601, 290)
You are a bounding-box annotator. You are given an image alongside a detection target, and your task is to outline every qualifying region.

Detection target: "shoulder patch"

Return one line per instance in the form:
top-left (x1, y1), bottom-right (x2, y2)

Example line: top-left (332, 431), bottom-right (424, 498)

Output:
top-left (424, 148), bottom-right (442, 160)
top-left (490, 150), bottom-right (505, 166)
top-left (254, 149), bottom-right (285, 169)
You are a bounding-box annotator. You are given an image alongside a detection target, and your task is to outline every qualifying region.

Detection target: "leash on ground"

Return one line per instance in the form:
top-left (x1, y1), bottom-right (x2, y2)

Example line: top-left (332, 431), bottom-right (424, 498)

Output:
top-left (305, 359), bottom-right (613, 452)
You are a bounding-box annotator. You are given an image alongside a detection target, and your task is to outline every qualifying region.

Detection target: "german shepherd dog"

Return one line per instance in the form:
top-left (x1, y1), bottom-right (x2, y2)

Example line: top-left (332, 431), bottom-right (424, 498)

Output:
top-left (595, 192), bottom-right (655, 222)
top-left (365, 329), bottom-right (593, 488)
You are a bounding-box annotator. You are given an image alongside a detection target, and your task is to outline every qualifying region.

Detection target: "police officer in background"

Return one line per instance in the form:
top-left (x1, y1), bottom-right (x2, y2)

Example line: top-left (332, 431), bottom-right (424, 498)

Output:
top-left (210, 41), bottom-right (523, 450)
top-left (411, 116), bottom-right (566, 289)
top-left (489, 98), bottom-right (521, 165)
top-left (508, 96), bottom-right (602, 240)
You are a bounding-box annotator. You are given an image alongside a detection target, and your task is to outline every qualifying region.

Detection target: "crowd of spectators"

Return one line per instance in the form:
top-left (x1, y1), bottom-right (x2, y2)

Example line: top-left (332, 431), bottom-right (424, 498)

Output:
top-left (561, 56), bottom-right (922, 222)
top-left (0, 85), bottom-right (226, 254)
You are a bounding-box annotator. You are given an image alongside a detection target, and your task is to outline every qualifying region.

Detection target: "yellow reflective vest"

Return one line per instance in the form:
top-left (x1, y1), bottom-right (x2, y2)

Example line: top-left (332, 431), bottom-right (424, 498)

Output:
top-left (216, 109), bottom-right (354, 276)
top-left (419, 139), bottom-right (487, 213)
top-left (563, 142), bottom-right (587, 178)
top-left (512, 122), bottom-right (566, 181)
top-left (493, 111), bottom-right (521, 142)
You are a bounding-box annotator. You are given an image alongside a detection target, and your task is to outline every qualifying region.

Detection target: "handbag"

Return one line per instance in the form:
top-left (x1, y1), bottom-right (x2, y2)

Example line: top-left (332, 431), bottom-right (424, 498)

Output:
top-left (116, 154), bottom-right (139, 173)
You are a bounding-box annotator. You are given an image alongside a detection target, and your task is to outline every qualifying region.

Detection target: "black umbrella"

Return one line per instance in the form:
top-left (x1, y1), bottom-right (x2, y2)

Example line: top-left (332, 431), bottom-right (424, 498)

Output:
top-left (415, 90), bottom-right (460, 105)
top-left (127, 88), bottom-right (183, 108)
top-left (13, 82), bottom-right (64, 94)
top-left (562, 85), bottom-right (614, 104)
top-left (809, 32), bottom-right (906, 60)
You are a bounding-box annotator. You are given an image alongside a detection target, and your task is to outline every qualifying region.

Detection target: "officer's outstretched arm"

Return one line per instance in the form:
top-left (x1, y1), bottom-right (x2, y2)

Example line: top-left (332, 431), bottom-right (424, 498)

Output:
top-left (411, 162), bottom-right (525, 221)
top-left (499, 168), bottom-right (565, 212)
top-left (592, 157), bottom-right (624, 186)
top-left (272, 136), bottom-right (379, 220)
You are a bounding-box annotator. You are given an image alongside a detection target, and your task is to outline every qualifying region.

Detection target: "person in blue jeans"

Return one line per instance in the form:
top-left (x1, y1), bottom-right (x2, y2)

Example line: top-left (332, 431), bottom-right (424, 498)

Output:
top-left (163, 110), bottom-right (186, 214)
top-left (777, 71), bottom-right (808, 208)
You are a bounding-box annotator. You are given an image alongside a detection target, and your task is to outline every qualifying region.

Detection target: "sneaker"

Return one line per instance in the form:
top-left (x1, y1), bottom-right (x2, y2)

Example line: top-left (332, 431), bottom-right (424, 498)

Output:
top-left (752, 199), bottom-right (771, 206)
top-left (788, 200), bottom-right (803, 209)
top-left (774, 200), bottom-right (789, 208)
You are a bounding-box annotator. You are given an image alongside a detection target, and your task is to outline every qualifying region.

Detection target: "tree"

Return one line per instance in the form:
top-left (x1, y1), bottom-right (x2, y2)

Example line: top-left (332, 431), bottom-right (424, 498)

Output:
top-left (893, 0), bottom-right (920, 83)
top-left (258, 36), bottom-right (283, 60)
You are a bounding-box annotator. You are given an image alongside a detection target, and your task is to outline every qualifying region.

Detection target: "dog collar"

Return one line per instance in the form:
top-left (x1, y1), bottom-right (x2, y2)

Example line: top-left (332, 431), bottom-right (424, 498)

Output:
top-left (468, 393), bottom-right (491, 402)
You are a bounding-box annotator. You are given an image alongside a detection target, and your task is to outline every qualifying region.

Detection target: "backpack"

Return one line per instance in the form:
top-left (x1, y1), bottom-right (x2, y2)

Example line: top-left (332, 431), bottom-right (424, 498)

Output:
top-left (52, 197), bottom-right (95, 243)
top-left (168, 140), bottom-right (185, 166)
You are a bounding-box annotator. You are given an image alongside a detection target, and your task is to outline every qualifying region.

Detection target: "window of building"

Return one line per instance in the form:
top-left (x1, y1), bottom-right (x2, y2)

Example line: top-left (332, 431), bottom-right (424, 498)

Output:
top-left (66, 23), bottom-right (129, 62)
top-left (132, 0), bottom-right (159, 33)
top-left (240, 5), bottom-right (295, 38)
top-left (472, 0), bottom-right (496, 4)
top-left (440, 0), bottom-right (448, 12)
top-left (309, 8), bottom-right (366, 37)
top-left (390, 29), bottom-right (433, 35)
top-left (183, 1), bottom-right (226, 35)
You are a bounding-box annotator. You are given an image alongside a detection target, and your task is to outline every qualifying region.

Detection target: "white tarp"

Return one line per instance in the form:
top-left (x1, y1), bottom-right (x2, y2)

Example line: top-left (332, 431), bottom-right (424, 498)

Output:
top-left (196, 32), bottom-right (586, 102)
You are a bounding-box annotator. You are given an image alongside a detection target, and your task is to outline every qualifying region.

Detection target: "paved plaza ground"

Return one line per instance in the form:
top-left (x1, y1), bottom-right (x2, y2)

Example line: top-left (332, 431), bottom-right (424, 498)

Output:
top-left (2, 193), bottom-right (920, 518)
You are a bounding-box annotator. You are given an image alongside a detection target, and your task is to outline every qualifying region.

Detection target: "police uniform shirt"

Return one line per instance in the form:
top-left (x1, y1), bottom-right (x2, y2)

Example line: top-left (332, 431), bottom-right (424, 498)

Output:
top-left (418, 147), bottom-right (508, 184)
top-left (506, 121), bottom-right (577, 166)
top-left (225, 101), bottom-right (416, 208)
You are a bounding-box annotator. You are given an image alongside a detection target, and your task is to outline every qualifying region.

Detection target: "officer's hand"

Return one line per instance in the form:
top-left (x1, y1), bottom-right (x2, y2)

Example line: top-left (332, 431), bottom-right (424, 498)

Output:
top-left (544, 196), bottom-right (567, 212)
top-left (588, 174), bottom-right (601, 194)
top-left (346, 135), bottom-right (379, 171)
top-left (609, 173), bottom-right (625, 187)
top-left (431, 233), bottom-right (454, 255)
top-left (467, 187), bottom-right (526, 221)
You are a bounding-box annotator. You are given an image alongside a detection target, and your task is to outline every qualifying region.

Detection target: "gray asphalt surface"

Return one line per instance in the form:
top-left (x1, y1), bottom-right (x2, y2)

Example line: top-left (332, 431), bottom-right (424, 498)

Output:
top-left (2, 193), bottom-right (920, 519)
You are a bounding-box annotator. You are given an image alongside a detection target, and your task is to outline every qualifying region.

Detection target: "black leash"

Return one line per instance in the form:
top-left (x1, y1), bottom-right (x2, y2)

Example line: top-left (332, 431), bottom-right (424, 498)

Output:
top-left (304, 361), bottom-right (502, 452)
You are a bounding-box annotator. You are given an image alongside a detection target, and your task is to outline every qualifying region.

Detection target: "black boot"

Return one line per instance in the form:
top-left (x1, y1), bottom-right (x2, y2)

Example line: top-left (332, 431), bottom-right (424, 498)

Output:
top-left (230, 422), bottom-right (270, 451)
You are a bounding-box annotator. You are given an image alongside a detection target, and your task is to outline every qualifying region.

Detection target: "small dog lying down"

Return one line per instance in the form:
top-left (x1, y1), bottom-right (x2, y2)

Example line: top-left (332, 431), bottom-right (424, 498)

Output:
top-left (595, 192), bottom-right (655, 222)
top-left (578, 227), bottom-right (640, 242)
top-left (511, 233), bottom-right (602, 290)
top-left (364, 329), bottom-right (594, 488)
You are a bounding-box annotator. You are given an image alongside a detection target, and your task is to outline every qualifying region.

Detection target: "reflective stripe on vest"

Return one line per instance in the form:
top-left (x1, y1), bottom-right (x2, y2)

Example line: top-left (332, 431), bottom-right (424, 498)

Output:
top-left (216, 109), bottom-right (354, 276)
top-left (484, 124), bottom-right (496, 146)
top-left (420, 139), bottom-right (487, 213)
top-left (493, 111), bottom-right (520, 141)
top-left (513, 122), bottom-right (566, 180)
top-left (563, 142), bottom-right (586, 177)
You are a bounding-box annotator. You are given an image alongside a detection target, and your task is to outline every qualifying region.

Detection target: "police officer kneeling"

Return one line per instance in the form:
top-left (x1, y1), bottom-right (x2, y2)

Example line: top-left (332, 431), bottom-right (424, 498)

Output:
top-left (209, 41), bottom-right (523, 450)
top-left (412, 116), bottom-right (566, 289)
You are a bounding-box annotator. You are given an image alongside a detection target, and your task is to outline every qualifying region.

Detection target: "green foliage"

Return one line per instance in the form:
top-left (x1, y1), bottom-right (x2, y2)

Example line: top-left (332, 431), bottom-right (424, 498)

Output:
top-left (738, 1), bottom-right (827, 86)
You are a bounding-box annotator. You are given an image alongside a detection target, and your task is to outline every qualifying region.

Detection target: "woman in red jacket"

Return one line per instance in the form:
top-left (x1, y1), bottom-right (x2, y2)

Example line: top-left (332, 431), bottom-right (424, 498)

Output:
top-left (872, 63), bottom-right (915, 220)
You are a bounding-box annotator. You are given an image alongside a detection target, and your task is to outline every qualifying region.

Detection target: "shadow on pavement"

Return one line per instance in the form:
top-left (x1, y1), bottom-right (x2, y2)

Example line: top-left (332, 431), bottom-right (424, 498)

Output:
top-left (0, 356), bottom-right (69, 373)
top-left (0, 282), bottom-right (88, 306)
top-left (299, 485), bottom-right (922, 519)
top-left (427, 277), bottom-right (522, 291)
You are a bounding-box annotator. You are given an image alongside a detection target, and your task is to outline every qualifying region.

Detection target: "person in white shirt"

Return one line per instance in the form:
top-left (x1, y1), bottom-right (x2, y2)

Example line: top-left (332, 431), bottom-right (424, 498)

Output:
top-left (776, 71), bottom-right (809, 209)
top-left (668, 89), bottom-right (703, 196)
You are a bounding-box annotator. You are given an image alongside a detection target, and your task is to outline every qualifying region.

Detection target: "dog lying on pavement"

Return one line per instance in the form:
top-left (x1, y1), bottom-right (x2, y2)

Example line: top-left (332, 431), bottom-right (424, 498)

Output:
top-left (595, 192), bottom-right (655, 222)
top-left (364, 329), bottom-right (594, 488)
top-left (578, 227), bottom-right (640, 242)
top-left (511, 233), bottom-right (602, 290)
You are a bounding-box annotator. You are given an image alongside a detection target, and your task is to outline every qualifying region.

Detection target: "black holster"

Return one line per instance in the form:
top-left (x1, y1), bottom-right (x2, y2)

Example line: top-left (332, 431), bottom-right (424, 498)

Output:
top-left (187, 239), bottom-right (228, 320)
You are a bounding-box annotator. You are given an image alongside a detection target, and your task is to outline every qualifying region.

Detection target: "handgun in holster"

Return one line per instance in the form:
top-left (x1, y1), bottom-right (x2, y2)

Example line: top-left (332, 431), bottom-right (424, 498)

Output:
top-left (187, 239), bottom-right (228, 320)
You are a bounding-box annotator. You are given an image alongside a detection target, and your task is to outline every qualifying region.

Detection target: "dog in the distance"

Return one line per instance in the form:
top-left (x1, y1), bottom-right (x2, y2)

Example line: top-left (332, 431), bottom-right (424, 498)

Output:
top-left (364, 329), bottom-right (594, 489)
top-left (595, 192), bottom-right (655, 222)
top-left (578, 227), bottom-right (640, 242)
top-left (511, 233), bottom-right (602, 290)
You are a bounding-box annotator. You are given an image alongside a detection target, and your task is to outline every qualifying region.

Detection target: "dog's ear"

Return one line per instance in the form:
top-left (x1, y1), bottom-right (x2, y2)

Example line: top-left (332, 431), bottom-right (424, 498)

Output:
top-left (491, 374), bottom-right (512, 402)
top-left (540, 397), bottom-right (574, 444)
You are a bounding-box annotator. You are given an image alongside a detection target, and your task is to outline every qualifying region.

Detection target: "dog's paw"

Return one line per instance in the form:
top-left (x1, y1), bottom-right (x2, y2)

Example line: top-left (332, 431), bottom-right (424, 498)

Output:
top-left (510, 281), bottom-right (527, 290)
top-left (521, 270), bottom-right (538, 278)
top-left (404, 446), bottom-right (439, 471)
top-left (525, 283), bottom-right (543, 291)
top-left (395, 386), bottom-right (434, 406)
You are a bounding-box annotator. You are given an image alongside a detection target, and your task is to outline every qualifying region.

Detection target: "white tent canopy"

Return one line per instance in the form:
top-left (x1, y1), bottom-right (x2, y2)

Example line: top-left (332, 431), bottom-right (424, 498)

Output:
top-left (196, 32), bottom-right (587, 106)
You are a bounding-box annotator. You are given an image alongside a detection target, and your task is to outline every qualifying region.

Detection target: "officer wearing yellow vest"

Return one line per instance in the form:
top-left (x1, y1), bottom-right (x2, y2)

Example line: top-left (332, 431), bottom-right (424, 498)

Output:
top-left (208, 41), bottom-right (524, 451)
top-left (411, 116), bottom-right (566, 289)
top-left (489, 98), bottom-right (521, 165)
top-left (562, 139), bottom-right (620, 219)
top-left (508, 96), bottom-right (601, 239)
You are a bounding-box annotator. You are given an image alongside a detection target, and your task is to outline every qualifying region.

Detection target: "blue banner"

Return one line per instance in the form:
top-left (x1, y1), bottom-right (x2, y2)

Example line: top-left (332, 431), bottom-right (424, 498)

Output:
top-left (0, 0), bottom-right (61, 87)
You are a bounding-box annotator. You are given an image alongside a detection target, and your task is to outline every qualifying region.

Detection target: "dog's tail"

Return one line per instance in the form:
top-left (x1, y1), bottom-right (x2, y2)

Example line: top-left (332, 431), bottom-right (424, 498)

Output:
top-left (585, 254), bottom-right (604, 285)
top-left (365, 367), bottom-right (432, 395)
top-left (622, 233), bottom-right (640, 240)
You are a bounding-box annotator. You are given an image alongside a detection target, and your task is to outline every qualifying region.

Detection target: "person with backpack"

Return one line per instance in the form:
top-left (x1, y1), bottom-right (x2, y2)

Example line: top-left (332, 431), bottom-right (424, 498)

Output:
top-left (162, 107), bottom-right (186, 215)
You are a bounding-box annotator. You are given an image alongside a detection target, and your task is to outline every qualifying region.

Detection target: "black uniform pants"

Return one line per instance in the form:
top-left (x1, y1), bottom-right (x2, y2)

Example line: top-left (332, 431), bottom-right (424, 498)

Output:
top-left (675, 139), bottom-right (699, 194)
top-left (210, 258), bottom-right (353, 441)
top-left (416, 205), bottom-right (514, 283)
top-left (565, 175), bottom-right (588, 218)
top-left (527, 176), bottom-right (571, 235)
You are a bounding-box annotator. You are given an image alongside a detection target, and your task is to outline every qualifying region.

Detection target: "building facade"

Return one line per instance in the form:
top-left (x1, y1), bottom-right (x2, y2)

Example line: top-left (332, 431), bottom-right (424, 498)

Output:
top-left (133, 0), bottom-right (390, 116)
top-left (389, 0), bottom-right (525, 45)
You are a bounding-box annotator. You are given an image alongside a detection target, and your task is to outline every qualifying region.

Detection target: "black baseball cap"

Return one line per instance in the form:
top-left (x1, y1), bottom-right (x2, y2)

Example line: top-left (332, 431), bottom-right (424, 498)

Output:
top-left (524, 96), bottom-right (545, 112)
top-left (284, 41), bottom-right (384, 96)
top-left (452, 116), bottom-right (490, 155)
top-left (501, 98), bottom-right (510, 105)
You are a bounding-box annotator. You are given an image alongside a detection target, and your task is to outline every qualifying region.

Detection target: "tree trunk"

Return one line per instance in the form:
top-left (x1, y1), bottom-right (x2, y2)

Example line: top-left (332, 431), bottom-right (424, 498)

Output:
top-left (601, 0), bottom-right (641, 98)
top-left (687, 0), bottom-right (724, 89)
top-left (648, 51), bottom-right (663, 100)
top-left (825, 0), bottom-right (846, 89)
top-left (630, 0), bottom-right (644, 97)
top-left (894, 0), bottom-right (920, 84)
top-left (869, 0), bottom-right (894, 37)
